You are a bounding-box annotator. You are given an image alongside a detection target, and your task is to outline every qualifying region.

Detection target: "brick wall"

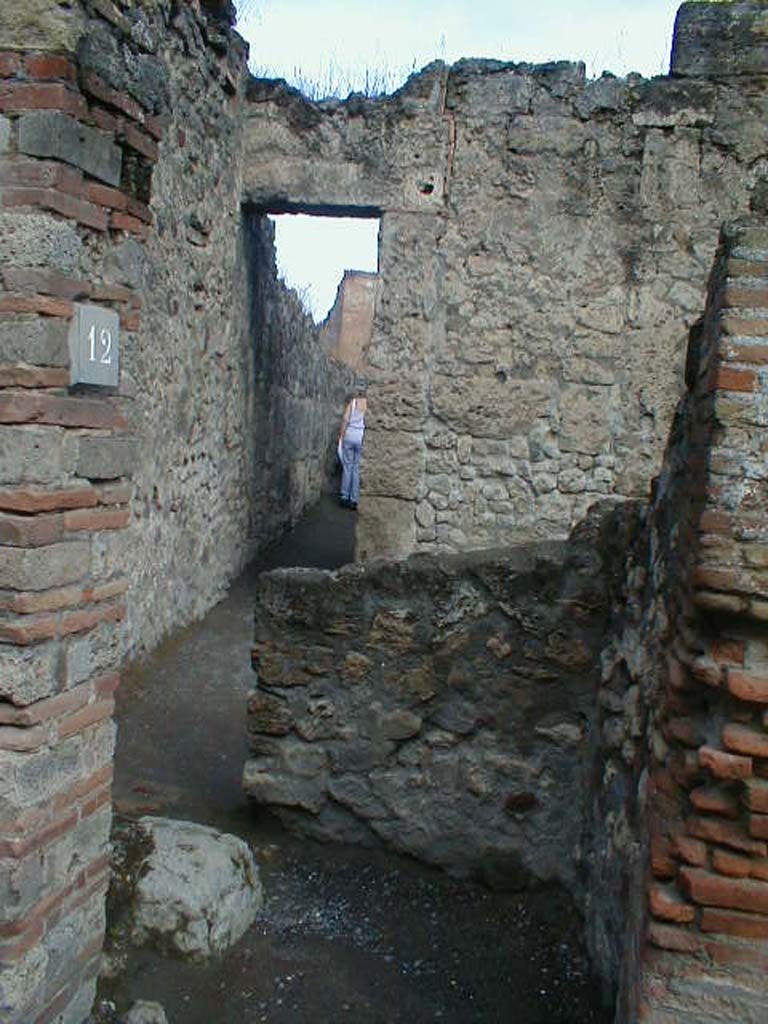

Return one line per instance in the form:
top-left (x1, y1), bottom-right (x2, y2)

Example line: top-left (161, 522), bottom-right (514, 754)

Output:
top-left (0, 38), bottom-right (145, 1024)
top-left (637, 223), bottom-right (768, 1020)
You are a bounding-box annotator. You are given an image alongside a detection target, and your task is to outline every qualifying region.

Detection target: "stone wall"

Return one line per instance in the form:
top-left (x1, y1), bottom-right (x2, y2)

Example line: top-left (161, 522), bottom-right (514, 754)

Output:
top-left (244, 507), bottom-right (631, 892)
top-left (246, 212), bottom-right (354, 547)
top-left (0, 2), bottom-right (347, 1021)
top-left (242, 2), bottom-right (768, 562)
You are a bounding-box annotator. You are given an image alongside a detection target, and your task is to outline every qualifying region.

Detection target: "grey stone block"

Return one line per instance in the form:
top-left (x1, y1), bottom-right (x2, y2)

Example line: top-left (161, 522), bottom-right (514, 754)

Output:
top-left (76, 436), bottom-right (139, 480)
top-left (0, 642), bottom-right (61, 706)
top-left (0, 115), bottom-right (9, 154)
top-left (0, 541), bottom-right (90, 590)
top-left (18, 111), bottom-right (122, 187)
top-left (0, 427), bottom-right (73, 485)
top-left (0, 317), bottom-right (70, 368)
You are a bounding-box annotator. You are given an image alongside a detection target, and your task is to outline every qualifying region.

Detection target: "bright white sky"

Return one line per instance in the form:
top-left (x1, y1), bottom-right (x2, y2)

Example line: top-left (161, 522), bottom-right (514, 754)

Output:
top-left (237, 0), bottom-right (683, 320)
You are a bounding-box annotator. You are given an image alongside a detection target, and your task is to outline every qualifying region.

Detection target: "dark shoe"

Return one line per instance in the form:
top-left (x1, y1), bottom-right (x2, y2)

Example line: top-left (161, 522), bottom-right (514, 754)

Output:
top-left (340, 497), bottom-right (350, 508)
top-left (349, 502), bottom-right (358, 511)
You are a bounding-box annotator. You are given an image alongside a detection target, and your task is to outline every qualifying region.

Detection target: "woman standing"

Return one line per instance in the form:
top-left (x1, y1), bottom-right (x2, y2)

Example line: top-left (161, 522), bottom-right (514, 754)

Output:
top-left (338, 381), bottom-right (367, 510)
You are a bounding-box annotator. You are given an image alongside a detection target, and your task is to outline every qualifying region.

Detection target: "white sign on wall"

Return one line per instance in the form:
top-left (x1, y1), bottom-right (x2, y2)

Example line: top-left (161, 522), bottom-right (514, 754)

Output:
top-left (68, 304), bottom-right (120, 387)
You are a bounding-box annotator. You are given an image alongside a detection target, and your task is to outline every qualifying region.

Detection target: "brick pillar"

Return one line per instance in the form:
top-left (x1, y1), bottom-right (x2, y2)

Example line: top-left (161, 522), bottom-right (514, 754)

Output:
top-left (641, 222), bottom-right (768, 1018)
top-left (0, 47), bottom-right (160, 1024)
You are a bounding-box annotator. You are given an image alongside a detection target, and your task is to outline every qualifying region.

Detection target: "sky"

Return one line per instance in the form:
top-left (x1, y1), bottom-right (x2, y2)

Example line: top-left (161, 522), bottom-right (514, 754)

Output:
top-left (236, 0), bottom-right (683, 320)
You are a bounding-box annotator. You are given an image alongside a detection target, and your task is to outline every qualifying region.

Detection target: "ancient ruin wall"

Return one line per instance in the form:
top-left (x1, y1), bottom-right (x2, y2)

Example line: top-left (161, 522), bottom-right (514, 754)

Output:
top-left (320, 269), bottom-right (378, 372)
top-left (246, 212), bottom-right (354, 548)
top-left (244, 510), bottom-right (630, 892)
top-left (0, 2), bottom-right (346, 1021)
top-left (242, 3), bottom-right (768, 562)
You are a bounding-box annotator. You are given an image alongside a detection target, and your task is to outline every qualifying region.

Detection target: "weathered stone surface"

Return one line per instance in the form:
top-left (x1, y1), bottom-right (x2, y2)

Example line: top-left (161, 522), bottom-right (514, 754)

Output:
top-left (0, 0), bottom-right (85, 50)
top-left (76, 436), bottom-right (139, 480)
top-left (672, 1), bottom-right (768, 78)
top-left (18, 112), bottom-right (122, 188)
top-left (0, 317), bottom-right (70, 368)
top-left (123, 1002), bottom-right (169, 1024)
top-left (128, 817), bottom-right (262, 961)
top-left (244, 507), bottom-right (625, 888)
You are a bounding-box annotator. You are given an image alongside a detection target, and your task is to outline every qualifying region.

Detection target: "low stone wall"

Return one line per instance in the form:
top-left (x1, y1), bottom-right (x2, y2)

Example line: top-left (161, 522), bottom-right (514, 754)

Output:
top-left (244, 506), bottom-right (630, 892)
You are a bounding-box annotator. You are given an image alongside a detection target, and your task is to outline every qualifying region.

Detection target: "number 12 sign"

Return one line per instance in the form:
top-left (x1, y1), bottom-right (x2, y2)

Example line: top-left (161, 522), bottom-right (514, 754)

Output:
top-left (68, 304), bottom-right (120, 387)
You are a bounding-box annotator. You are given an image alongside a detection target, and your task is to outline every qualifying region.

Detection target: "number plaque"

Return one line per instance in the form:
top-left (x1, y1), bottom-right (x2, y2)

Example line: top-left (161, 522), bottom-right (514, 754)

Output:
top-left (68, 304), bottom-right (120, 387)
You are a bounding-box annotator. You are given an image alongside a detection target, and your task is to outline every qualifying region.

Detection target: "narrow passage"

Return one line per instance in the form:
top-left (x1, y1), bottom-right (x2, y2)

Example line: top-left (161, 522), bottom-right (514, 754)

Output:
top-left (104, 495), bottom-right (608, 1024)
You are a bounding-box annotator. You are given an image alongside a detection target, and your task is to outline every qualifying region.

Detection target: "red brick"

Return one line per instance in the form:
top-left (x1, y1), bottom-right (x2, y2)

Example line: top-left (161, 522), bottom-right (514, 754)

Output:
top-left (82, 71), bottom-right (146, 122)
top-left (90, 105), bottom-right (118, 132)
top-left (0, 920), bottom-right (44, 961)
top-left (722, 315), bottom-right (768, 338)
top-left (0, 294), bottom-right (73, 318)
top-left (693, 565), bottom-right (745, 592)
top-left (724, 285), bottom-right (768, 309)
top-left (690, 785), bottom-right (740, 818)
top-left (144, 113), bottom-right (166, 140)
top-left (698, 510), bottom-right (733, 535)
top-left (722, 343), bottom-right (768, 365)
top-left (704, 936), bottom-right (768, 972)
top-left (0, 512), bottom-right (63, 549)
top-left (0, 809), bottom-right (77, 860)
top-left (63, 507), bottom-right (130, 532)
top-left (694, 590), bottom-right (748, 614)
top-left (723, 722), bottom-right (768, 758)
top-left (0, 614), bottom-right (58, 645)
top-left (122, 122), bottom-right (159, 161)
top-left (85, 181), bottom-right (128, 211)
top-left (2, 186), bottom-right (108, 231)
top-left (686, 814), bottom-right (767, 856)
top-left (710, 638), bottom-right (745, 665)
top-left (2, 267), bottom-right (91, 300)
top-left (708, 365), bottom-right (759, 393)
top-left (698, 745), bottom-right (752, 780)
top-left (646, 922), bottom-right (702, 954)
top-left (24, 55), bottom-right (76, 83)
top-left (0, 366), bottom-right (69, 388)
top-left (649, 884), bottom-right (695, 923)
top-left (120, 308), bottom-right (141, 331)
top-left (679, 866), bottom-right (768, 914)
top-left (0, 52), bottom-right (20, 78)
top-left (728, 669), bottom-right (768, 703)
top-left (752, 859), bottom-right (768, 881)
top-left (651, 834), bottom-right (675, 879)
top-left (0, 158), bottom-right (80, 193)
top-left (94, 672), bottom-right (120, 697)
top-left (701, 906), bottom-right (768, 939)
top-left (0, 487), bottom-right (97, 514)
top-left (57, 697), bottom-right (114, 739)
top-left (110, 211), bottom-right (149, 240)
top-left (80, 784), bottom-right (111, 819)
top-left (749, 813), bottom-right (768, 840)
top-left (52, 763), bottom-right (112, 814)
top-left (670, 833), bottom-right (708, 866)
top-left (712, 848), bottom-right (752, 878)
top-left (59, 599), bottom-right (125, 638)
top-left (0, 583), bottom-right (81, 614)
top-left (0, 82), bottom-right (87, 117)
top-left (126, 195), bottom-right (152, 224)
top-left (0, 392), bottom-right (126, 429)
top-left (744, 779), bottom-right (768, 814)
top-left (84, 578), bottom-right (129, 603)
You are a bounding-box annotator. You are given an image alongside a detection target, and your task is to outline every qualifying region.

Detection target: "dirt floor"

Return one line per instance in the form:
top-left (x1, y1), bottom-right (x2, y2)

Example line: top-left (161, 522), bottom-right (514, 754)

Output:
top-left (99, 494), bottom-right (612, 1024)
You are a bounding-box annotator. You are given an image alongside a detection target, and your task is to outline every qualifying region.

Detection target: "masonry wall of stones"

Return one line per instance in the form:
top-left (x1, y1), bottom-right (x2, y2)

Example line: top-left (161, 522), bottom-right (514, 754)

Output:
top-left (2, 1), bottom-right (768, 1021)
top-left (0, 2), bottom-right (349, 1022)
top-left (243, 2), bottom-right (768, 562)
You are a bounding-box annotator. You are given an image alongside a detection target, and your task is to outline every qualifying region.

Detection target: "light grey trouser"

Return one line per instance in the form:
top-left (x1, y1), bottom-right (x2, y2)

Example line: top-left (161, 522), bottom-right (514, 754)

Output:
top-left (340, 437), bottom-right (362, 503)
